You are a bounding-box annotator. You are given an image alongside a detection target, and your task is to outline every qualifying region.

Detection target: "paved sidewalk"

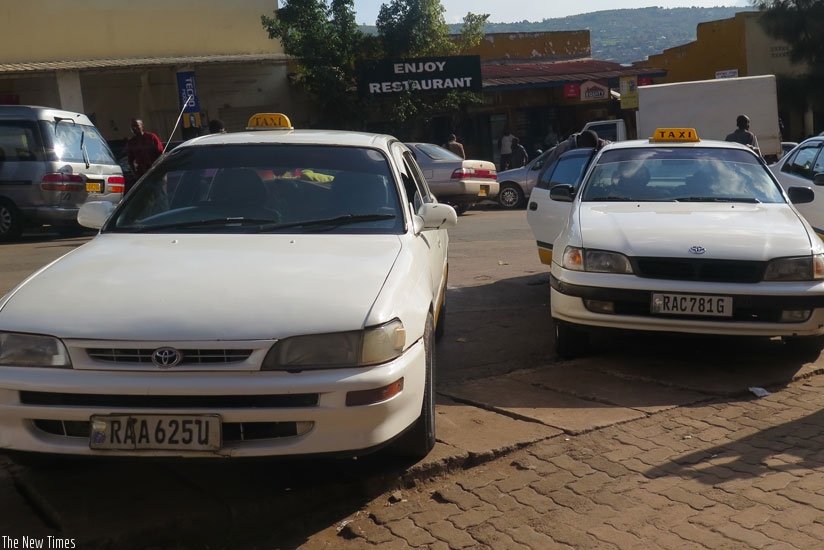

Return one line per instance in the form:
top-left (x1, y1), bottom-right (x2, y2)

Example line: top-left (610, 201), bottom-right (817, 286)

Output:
top-left (301, 372), bottom-right (824, 549)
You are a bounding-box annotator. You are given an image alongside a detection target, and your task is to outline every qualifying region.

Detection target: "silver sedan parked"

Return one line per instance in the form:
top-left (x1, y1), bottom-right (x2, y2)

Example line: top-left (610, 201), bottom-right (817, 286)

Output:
top-left (405, 143), bottom-right (498, 214)
top-left (495, 149), bottom-right (553, 209)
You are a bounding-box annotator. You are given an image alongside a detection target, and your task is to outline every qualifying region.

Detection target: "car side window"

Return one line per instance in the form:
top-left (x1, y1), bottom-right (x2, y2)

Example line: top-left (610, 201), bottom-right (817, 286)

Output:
top-left (782, 142), bottom-right (823, 180)
top-left (537, 153), bottom-right (592, 191)
top-left (0, 121), bottom-right (41, 162)
top-left (395, 148), bottom-right (433, 212)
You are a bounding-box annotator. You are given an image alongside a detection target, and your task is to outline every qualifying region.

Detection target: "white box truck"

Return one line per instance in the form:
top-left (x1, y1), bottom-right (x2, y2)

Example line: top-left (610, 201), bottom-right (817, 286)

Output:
top-left (635, 75), bottom-right (782, 160)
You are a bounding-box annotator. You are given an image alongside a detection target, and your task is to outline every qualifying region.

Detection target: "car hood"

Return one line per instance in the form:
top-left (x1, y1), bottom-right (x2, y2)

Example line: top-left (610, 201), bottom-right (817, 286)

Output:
top-left (0, 234), bottom-right (402, 340)
top-left (578, 202), bottom-right (813, 260)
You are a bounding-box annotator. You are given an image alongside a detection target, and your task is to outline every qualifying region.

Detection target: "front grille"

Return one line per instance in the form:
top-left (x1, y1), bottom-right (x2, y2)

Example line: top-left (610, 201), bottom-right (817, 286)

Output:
top-left (86, 348), bottom-right (253, 365)
top-left (33, 419), bottom-right (306, 442)
top-left (20, 392), bottom-right (319, 408)
top-left (633, 258), bottom-right (765, 283)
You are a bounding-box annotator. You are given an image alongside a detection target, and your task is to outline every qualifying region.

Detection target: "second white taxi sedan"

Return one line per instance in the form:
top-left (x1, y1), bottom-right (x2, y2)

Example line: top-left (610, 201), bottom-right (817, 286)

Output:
top-left (0, 114), bottom-right (457, 460)
top-left (536, 128), bottom-right (824, 359)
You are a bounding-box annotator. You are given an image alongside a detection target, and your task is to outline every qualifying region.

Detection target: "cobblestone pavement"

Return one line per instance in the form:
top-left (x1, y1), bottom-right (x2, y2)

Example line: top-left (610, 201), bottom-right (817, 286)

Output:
top-left (297, 372), bottom-right (824, 550)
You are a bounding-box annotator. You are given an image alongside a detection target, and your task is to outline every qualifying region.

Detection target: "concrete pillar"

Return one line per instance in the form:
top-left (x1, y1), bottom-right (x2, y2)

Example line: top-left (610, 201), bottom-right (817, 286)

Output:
top-left (56, 71), bottom-right (84, 113)
top-left (804, 105), bottom-right (815, 138)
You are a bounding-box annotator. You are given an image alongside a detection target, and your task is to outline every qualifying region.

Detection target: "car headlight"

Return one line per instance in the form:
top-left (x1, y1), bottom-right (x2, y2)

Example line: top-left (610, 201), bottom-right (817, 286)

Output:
top-left (0, 332), bottom-right (72, 368)
top-left (562, 247), bottom-right (633, 274)
top-left (261, 319), bottom-right (406, 371)
top-left (763, 254), bottom-right (824, 281)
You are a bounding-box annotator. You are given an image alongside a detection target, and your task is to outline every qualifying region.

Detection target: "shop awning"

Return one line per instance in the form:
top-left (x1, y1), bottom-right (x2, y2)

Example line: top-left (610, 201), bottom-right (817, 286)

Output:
top-left (482, 58), bottom-right (665, 91)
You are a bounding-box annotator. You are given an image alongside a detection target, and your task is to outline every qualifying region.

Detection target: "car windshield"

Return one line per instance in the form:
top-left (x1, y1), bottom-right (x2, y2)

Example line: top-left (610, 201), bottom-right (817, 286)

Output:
top-left (105, 144), bottom-right (404, 234)
top-left (411, 143), bottom-right (463, 161)
top-left (40, 120), bottom-right (116, 165)
top-left (581, 147), bottom-right (785, 203)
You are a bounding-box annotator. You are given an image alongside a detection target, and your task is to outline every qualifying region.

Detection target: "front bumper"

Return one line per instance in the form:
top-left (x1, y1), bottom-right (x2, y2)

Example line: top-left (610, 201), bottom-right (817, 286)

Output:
top-left (0, 340), bottom-right (426, 458)
top-left (550, 272), bottom-right (824, 337)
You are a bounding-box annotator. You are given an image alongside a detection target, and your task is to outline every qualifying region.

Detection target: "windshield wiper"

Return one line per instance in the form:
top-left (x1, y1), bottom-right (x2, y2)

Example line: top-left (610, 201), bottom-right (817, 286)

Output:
top-left (127, 217), bottom-right (279, 233)
top-left (585, 196), bottom-right (631, 201)
top-left (673, 197), bottom-right (761, 203)
top-left (254, 213), bottom-right (396, 233)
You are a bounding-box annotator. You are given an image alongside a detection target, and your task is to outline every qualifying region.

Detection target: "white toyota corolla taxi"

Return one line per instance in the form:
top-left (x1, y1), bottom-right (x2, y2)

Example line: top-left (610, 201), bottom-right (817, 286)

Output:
top-left (541, 128), bottom-right (824, 359)
top-left (0, 114), bottom-right (457, 459)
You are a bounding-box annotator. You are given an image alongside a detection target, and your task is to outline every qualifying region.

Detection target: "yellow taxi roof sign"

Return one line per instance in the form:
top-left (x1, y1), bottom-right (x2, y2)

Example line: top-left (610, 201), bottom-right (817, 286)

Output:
top-left (650, 128), bottom-right (699, 143)
top-left (246, 113), bottom-right (293, 130)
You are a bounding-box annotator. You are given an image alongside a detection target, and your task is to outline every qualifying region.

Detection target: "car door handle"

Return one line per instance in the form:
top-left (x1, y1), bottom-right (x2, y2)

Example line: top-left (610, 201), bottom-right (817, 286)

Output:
top-left (528, 202), bottom-right (537, 210)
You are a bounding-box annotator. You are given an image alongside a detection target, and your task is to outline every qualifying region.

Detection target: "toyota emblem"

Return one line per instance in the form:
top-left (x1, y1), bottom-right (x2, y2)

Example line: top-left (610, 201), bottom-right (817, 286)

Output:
top-left (688, 246), bottom-right (706, 255)
top-left (152, 347), bottom-right (182, 368)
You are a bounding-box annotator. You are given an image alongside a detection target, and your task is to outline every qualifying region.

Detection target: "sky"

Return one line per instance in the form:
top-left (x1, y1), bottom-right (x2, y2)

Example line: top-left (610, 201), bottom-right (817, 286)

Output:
top-left (352, 0), bottom-right (752, 25)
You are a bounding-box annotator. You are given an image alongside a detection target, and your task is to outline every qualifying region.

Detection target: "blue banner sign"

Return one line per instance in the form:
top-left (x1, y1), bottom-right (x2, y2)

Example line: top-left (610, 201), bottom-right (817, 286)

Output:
top-left (176, 71), bottom-right (201, 113)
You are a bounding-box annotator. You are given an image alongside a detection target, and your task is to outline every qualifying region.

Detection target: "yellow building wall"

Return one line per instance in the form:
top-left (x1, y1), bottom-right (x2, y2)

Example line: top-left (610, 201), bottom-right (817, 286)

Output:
top-left (743, 13), bottom-right (807, 77)
top-left (463, 31), bottom-right (591, 61)
top-left (643, 14), bottom-right (747, 83)
top-left (0, 0), bottom-right (282, 63)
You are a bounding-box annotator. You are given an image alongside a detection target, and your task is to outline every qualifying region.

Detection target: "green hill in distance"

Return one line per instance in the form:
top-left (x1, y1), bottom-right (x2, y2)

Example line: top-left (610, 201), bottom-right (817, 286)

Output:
top-left (361, 6), bottom-right (753, 66)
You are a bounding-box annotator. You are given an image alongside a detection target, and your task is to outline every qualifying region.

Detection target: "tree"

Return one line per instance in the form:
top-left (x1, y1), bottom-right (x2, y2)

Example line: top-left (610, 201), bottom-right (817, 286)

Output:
top-left (755, 0), bottom-right (824, 69)
top-left (263, 0), bottom-right (488, 134)
top-left (374, 2), bottom-right (489, 136)
top-left (261, 0), bottom-right (374, 128)
top-left (756, 0), bottom-right (824, 115)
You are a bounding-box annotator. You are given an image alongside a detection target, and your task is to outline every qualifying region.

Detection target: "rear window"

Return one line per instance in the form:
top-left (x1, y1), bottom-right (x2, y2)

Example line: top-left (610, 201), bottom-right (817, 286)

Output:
top-left (39, 120), bottom-right (117, 165)
top-left (106, 143), bottom-right (404, 235)
top-left (581, 147), bottom-right (785, 204)
top-left (410, 143), bottom-right (462, 161)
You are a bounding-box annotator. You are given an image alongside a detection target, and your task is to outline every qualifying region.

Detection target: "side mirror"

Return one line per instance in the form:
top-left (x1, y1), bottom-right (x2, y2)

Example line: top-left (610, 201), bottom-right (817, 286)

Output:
top-left (78, 201), bottom-right (116, 229)
top-left (787, 186), bottom-right (814, 204)
top-left (813, 173), bottom-right (824, 186)
top-left (413, 202), bottom-right (457, 232)
top-left (549, 184), bottom-right (575, 202)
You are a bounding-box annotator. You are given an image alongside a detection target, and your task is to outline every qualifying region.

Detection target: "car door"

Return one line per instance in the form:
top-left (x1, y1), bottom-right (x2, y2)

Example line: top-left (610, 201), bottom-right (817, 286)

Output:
top-left (772, 138), bottom-right (824, 236)
top-left (526, 148), bottom-right (594, 265)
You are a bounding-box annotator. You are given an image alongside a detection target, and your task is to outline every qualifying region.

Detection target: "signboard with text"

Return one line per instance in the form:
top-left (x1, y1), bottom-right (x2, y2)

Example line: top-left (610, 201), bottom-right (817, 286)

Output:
top-left (176, 71), bottom-right (201, 113)
top-left (357, 56), bottom-right (482, 97)
top-left (580, 80), bottom-right (609, 102)
top-left (619, 76), bottom-right (638, 109)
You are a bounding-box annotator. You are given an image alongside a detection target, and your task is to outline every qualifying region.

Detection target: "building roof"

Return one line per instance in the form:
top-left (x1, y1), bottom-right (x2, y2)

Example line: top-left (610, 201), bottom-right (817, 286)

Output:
top-left (481, 58), bottom-right (666, 90)
top-left (0, 53), bottom-right (292, 75)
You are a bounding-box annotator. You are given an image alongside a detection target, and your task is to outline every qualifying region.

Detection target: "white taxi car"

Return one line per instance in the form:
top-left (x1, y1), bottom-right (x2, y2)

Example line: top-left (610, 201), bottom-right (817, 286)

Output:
top-left (538, 128), bottom-right (824, 359)
top-left (0, 114), bottom-right (457, 459)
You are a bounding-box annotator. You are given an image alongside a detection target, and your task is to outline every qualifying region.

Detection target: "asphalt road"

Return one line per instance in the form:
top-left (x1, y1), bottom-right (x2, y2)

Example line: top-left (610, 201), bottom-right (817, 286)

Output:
top-left (0, 207), bottom-right (822, 549)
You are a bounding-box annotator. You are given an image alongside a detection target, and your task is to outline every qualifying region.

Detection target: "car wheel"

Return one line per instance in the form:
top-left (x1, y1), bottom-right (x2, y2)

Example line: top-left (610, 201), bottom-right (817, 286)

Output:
top-left (554, 320), bottom-right (589, 360)
top-left (453, 204), bottom-right (469, 216)
top-left (498, 183), bottom-right (525, 209)
top-left (0, 198), bottom-right (23, 242)
top-left (389, 313), bottom-right (436, 458)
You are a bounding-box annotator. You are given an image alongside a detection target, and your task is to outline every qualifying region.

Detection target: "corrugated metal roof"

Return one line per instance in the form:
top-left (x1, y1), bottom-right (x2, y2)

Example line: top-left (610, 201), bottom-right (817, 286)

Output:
top-left (0, 53), bottom-right (292, 75)
top-left (482, 58), bottom-right (665, 90)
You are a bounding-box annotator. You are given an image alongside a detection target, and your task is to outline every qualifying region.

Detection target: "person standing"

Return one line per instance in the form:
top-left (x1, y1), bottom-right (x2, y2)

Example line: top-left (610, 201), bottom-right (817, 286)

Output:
top-left (443, 133), bottom-right (465, 159)
top-left (509, 137), bottom-right (529, 168)
top-left (126, 118), bottom-right (164, 179)
top-left (541, 129), bottom-right (610, 168)
top-left (208, 119), bottom-right (226, 134)
top-left (499, 128), bottom-right (516, 171)
top-left (725, 114), bottom-right (760, 155)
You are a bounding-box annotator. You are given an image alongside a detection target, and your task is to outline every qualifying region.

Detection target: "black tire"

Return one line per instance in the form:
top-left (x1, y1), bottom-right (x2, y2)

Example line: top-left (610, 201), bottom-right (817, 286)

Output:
top-left (554, 320), bottom-right (589, 360)
top-left (435, 296), bottom-right (446, 341)
top-left (498, 183), bottom-right (525, 209)
top-left (389, 314), bottom-right (436, 458)
top-left (0, 198), bottom-right (23, 242)
top-left (453, 204), bottom-right (469, 216)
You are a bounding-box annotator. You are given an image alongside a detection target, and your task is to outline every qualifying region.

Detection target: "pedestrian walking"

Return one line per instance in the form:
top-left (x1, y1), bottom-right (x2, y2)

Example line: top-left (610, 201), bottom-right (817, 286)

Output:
top-left (443, 134), bottom-right (465, 159)
top-left (509, 137), bottom-right (529, 168)
top-left (725, 114), bottom-right (760, 155)
top-left (126, 118), bottom-right (163, 179)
